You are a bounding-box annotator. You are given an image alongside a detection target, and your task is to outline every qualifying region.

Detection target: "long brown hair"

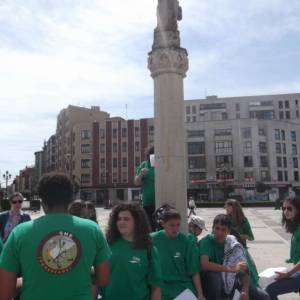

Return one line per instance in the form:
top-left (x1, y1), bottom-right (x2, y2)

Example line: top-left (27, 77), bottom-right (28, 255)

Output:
top-left (282, 197), bottom-right (300, 234)
top-left (225, 199), bottom-right (246, 228)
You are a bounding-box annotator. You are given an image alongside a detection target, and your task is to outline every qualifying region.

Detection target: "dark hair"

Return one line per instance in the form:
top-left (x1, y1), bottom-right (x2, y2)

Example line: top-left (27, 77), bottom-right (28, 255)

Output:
top-left (68, 200), bottom-right (98, 223)
top-left (146, 146), bottom-right (154, 161)
top-left (106, 203), bottom-right (152, 249)
top-left (68, 199), bottom-right (85, 217)
top-left (83, 201), bottom-right (97, 223)
top-left (225, 199), bottom-right (246, 228)
top-left (9, 192), bottom-right (24, 202)
top-left (38, 173), bottom-right (73, 208)
top-left (213, 214), bottom-right (232, 229)
top-left (282, 197), bottom-right (300, 233)
top-left (161, 208), bottom-right (181, 223)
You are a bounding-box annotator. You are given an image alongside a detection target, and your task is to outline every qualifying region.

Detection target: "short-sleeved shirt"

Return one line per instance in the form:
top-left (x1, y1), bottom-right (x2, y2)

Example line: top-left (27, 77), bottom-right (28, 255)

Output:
top-left (199, 234), bottom-right (225, 265)
top-left (287, 225), bottom-right (300, 264)
top-left (101, 238), bottom-right (161, 300)
top-left (0, 213), bottom-right (111, 300)
top-left (151, 230), bottom-right (199, 300)
top-left (136, 160), bottom-right (155, 207)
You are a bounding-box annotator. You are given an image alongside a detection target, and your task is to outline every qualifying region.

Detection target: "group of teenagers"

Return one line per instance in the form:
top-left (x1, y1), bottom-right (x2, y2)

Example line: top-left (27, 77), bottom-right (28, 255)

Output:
top-left (0, 174), bottom-right (299, 300)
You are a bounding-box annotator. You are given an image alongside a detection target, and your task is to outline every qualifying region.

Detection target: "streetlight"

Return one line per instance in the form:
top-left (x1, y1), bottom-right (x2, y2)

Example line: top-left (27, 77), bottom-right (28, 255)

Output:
top-left (3, 171), bottom-right (12, 199)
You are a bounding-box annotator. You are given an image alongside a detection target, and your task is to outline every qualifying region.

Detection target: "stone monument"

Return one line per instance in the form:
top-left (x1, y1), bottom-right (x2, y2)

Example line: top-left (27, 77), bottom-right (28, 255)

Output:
top-left (148, 0), bottom-right (189, 231)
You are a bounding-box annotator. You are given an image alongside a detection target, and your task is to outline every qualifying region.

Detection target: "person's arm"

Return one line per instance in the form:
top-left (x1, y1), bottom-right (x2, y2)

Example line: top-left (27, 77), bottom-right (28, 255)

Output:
top-left (192, 273), bottom-right (206, 300)
top-left (150, 286), bottom-right (161, 300)
top-left (0, 269), bottom-right (17, 300)
top-left (200, 255), bottom-right (247, 273)
top-left (276, 261), bottom-right (300, 280)
top-left (92, 261), bottom-right (110, 287)
top-left (134, 168), bottom-right (148, 186)
top-left (239, 274), bottom-right (250, 300)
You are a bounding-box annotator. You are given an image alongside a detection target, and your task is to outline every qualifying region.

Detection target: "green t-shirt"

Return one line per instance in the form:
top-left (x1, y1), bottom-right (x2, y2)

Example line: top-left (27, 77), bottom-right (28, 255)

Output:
top-left (136, 160), bottom-right (155, 207)
top-left (245, 250), bottom-right (259, 287)
top-left (199, 234), bottom-right (225, 265)
top-left (287, 226), bottom-right (300, 264)
top-left (101, 238), bottom-right (162, 300)
top-left (239, 218), bottom-right (254, 241)
top-left (0, 213), bottom-right (111, 300)
top-left (151, 230), bottom-right (199, 300)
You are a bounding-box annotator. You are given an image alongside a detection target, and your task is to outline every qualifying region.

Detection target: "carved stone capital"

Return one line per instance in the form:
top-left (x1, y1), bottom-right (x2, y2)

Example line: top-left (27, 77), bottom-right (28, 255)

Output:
top-left (148, 48), bottom-right (189, 78)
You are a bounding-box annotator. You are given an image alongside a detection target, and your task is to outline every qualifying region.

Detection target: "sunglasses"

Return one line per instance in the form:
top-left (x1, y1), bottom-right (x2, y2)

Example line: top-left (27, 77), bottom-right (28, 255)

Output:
top-left (282, 206), bottom-right (293, 212)
top-left (11, 200), bottom-right (23, 204)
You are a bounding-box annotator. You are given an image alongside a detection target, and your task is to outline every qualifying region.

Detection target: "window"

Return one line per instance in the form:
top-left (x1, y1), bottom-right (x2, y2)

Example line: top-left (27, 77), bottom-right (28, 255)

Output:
top-left (283, 157), bottom-right (287, 168)
top-left (187, 130), bottom-right (205, 138)
top-left (292, 144), bottom-right (298, 155)
top-left (135, 127), bottom-right (140, 137)
top-left (100, 129), bottom-right (105, 139)
top-left (275, 129), bottom-right (280, 140)
top-left (122, 128), bottom-right (127, 138)
top-left (285, 100), bottom-right (290, 108)
top-left (278, 101), bottom-right (283, 109)
top-left (122, 142), bottom-right (127, 153)
top-left (243, 141), bottom-right (252, 153)
top-left (245, 171), bottom-right (254, 179)
top-left (236, 113), bottom-right (240, 119)
top-left (100, 158), bottom-right (105, 169)
top-left (259, 128), bottom-right (266, 136)
top-left (221, 112), bottom-right (228, 120)
top-left (235, 103), bottom-right (240, 111)
top-left (293, 157), bottom-right (298, 168)
top-left (277, 171), bottom-right (283, 181)
top-left (81, 130), bottom-right (91, 140)
top-left (216, 171), bottom-right (234, 180)
top-left (122, 157), bottom-right (127, 167)
top-left (281, 130), bottom-right (285, 140)
top-left (192, 106), bottom-right (196, 114)
top-left (200, 103), bottom-right (226, 110)
top-left (113, 158), bottom-right (118, 168)
top-left (216, 155), bottom-right (233, 168)
top-left (100, 143), bottom-right (105, 153)
top-left (192, 116), bottom-right (197, 122)
top-left (186, 106), bottom-right (191, 114)
top-left (259, 142), bottom-right (267, 153)
top-left (284, 171), bottom-right (288, 181)
top-left (260, 156), bottom-right (268, 167)
top-left (112, 172), bottom-right (118, 183)
top-left (215, 129), bottom-right (232, 136)
top-left (112, 128), bottom-right (117, 138)
top-left (149, 126), bottom-right (154, 136)
top-left (135, 156), bottom-right (140, 167)
top-left (279, 111), bottom-right (284, 119)
top-left (276, 143), bottom-right (281, 154)
top-left (242, 128), bottom-right (251, 139)
top-left (188, 142), bottom-right (205, 154)
top-left (261, 170), bottom-right (270, 181)
top-left (291, 131), bottom-right (297, 142)
top-left (297, 110), bottom-right (299, 118)
top-left (296, 99), bottom-right (299, 106)
top-left (215, 141), bottom-right (232, 153)
top-left (186, 116), bottom-right (191, 123)
top-left (81, 144), bottom-right (91, 154)
top-left (188, 157), bottom-right (206, 169)
top-left (81, 174), bottom-right (90, 184)
top-left (283, 143), bottom-right (286, 154)
top-left (122, 172), bottom-right (128, 183)
top-left (276, 157), bottom-right (282, 168)
top-left (250, 111), bottom-right (274, 120)
top-left (134, 142), bottom-right (140, 152)
top-left (244, 156), bottom-right (253, 167)
top-left (81, 159), bottom-right (91, 169)
top-left (113, 143), bottom-right (118, 153)
top-left (189, 172), bottom-right (206, 181)
top-left (294, 171), bottom-right (299, 181)
top-left (286, 111), bottom-right (291, 119)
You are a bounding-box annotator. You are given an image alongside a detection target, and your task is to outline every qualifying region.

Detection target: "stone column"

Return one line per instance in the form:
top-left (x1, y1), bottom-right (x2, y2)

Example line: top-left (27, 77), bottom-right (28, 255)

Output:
top-left (148, 0), bottom-right (189, 232)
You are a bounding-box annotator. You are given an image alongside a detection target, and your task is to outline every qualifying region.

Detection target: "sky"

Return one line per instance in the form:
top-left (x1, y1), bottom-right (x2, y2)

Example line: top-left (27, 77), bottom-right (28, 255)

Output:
top-left (0, 0), bottom-right (300, 179)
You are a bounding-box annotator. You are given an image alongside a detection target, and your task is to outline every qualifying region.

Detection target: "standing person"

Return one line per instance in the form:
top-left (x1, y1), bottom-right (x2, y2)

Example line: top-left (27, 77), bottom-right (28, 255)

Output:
top-left (152, 209), bottom-right (206, 300)
top-left (0, 192), bottom-right (31, 243)
top-left (188, 197), bottom-right (197, 217)
top-left (68, 200), bottom-right (98, 223)
top-left (0, 173), bottom-right (111, 300)
top-left (224, 199), bottom-right (254, 246)
top-left (135, 146), bottom-right (156, 230)
top-left (265, 197), bottom-right (300, 299)
top-left (101, 203), bottom-right (161, 300)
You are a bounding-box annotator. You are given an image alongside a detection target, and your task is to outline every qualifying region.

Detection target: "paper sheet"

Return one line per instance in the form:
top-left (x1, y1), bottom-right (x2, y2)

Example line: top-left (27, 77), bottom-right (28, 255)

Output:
top-left (232, 289), bottom-right (241, 300)
top-left (259, 267), bottom-right (287, 287)
top-left (174, 289), bottom-right (198, 300)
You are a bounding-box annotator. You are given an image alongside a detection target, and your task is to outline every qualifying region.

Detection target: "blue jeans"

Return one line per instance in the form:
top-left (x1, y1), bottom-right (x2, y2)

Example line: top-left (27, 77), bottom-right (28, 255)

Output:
top-left (265, 271), bottom-right (300, 300)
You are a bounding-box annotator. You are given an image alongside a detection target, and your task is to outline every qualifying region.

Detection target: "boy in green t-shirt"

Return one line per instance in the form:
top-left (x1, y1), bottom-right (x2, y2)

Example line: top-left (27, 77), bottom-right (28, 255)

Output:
top-left (0, 173), bottom-right (111, 300)
top-left (152, 209), bottom-right (205, 300)
top-left (200, 214), bottom-right (269, 300)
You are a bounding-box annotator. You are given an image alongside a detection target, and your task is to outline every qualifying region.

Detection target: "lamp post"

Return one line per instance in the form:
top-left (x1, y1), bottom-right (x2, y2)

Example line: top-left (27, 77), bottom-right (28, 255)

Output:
top-left (3, 171), bottom-right (12, 199)
top-left (101, 170), bottom-right (110, 208)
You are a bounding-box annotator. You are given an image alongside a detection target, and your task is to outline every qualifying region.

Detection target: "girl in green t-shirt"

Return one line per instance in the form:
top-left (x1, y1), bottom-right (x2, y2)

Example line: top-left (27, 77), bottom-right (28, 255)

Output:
top-left (100, 203), bottom-right (162, 300)
top-left (225, 199), bottom-right (254, 246)
top-left (266, 197), bottom-right (300, 300)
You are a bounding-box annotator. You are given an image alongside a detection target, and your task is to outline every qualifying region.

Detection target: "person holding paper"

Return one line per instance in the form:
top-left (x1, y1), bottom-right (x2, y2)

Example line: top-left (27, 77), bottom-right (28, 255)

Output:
top-left (135, 146), bottom-right (156, 231)
top-left (265, 197), bottom-right (300, 300)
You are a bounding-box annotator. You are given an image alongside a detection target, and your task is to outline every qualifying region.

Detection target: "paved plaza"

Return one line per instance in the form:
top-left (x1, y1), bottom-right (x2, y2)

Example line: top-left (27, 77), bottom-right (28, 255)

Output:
top-left (29, 207), bottom-right (298, 300)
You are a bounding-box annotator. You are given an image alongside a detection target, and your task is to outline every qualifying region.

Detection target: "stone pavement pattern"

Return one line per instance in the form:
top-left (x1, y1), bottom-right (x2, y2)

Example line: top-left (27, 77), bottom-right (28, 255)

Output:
top-left (29, 207), bottom-right (298, 300)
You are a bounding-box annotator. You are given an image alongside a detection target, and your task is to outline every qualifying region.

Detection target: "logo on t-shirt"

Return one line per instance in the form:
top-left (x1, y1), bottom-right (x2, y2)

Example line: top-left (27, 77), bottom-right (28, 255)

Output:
top-left (174, 251), bottom-right (181, 258)
top-left (129, 256), bottom-right (141, 264)
top-left (37, 231), bottom-right (82, 275)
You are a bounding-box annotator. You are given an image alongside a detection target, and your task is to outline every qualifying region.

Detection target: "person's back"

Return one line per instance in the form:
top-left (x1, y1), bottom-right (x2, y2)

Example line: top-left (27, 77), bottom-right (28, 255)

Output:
top-left (0, 213), bottom-right (110, 300)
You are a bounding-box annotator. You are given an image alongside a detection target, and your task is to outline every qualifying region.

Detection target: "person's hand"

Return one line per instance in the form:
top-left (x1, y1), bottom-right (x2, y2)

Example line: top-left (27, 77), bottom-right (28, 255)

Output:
top-left (240, 291), bottom-right (249, 300)
top-left (141, 168), bottom-right (148, 177)
top-left (233, 262), bottom-right (248, 273)
top-left (275, 271), bottom-right (290, 280)
top-left (197, 294), bottom-right (206, 300)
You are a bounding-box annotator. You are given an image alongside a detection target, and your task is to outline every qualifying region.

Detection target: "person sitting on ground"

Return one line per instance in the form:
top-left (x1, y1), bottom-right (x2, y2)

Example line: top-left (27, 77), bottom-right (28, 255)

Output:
top-left (68, 199), bottom-right (98, 223)
top-left (224, 199), bottom-right (254, 246)
top-left (200, 214), bottom-right (269, 300)
top-left (265, 197), bottom-right (300, 300)
top-left (0, 192), bottom-right (31, 243)
top-left (100, 203), bottom-right (161, 300)
top-left (0, 172), bottom-right (111, 300)
top-left (152, 208), bottom-right (206, 300)
top-left (188, 215), bottom-right (207, 245)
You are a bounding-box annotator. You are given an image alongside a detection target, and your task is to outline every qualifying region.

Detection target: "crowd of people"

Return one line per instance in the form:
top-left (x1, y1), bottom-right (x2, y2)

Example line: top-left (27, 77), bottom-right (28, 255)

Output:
top-left (0, 168), bottom-right (300, 299)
